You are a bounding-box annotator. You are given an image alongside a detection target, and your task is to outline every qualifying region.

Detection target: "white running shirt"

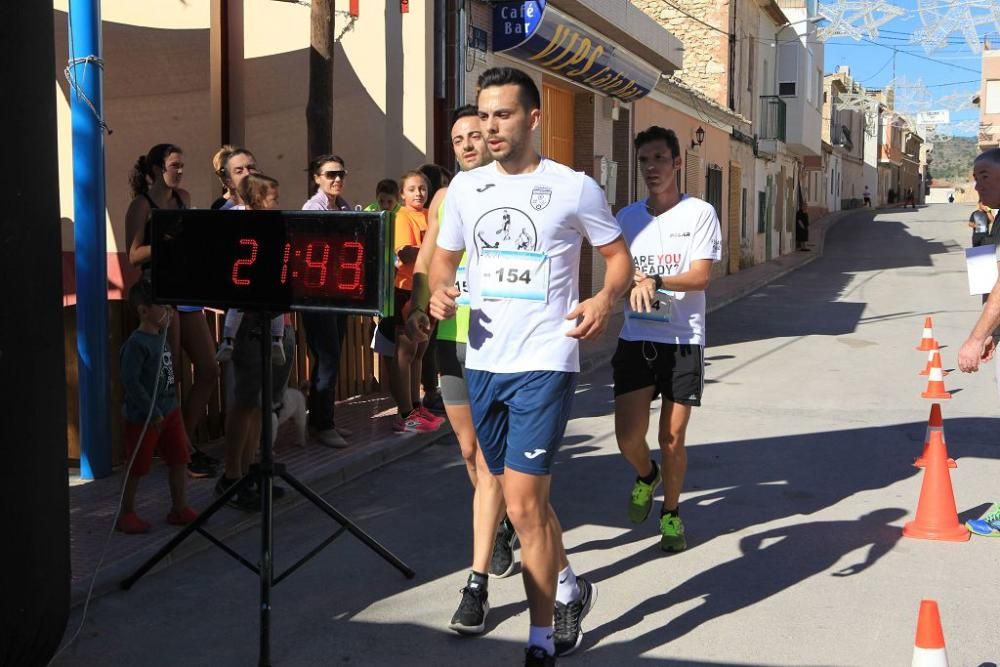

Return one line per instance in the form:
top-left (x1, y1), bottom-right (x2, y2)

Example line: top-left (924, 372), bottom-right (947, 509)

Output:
top-left (438, 159), bottom-right (622, 373)
top-left (616, 195), bottom-right (721, 346)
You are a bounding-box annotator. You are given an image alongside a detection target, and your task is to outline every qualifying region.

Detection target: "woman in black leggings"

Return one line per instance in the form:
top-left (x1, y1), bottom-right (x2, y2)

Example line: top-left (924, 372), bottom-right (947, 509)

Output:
top-left (124, 143), bottom-right (219, 477)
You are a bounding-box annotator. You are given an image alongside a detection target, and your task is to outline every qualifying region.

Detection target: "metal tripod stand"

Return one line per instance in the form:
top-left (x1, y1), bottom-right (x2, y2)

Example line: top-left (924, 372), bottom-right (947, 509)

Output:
top-left (121, 314), bottom-right (414, 666)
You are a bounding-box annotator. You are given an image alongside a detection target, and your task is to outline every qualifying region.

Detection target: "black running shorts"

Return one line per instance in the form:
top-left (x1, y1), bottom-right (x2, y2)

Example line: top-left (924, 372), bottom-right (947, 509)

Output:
top-left (611, 339), bottom-right (704, 406)
top-left (436, 340), bottom-right (469, 406)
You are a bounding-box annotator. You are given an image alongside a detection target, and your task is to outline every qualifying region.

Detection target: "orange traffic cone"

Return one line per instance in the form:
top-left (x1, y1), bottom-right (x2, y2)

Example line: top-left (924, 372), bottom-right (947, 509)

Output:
top-left (920, 352), bottom-right (951, 399)
top-left (910, 599), bottom-right (949, 666)
top-left (918, 342), bottom-right (949, 377)
top-left (916, 317), bottom-right (937, 351)
top-left (914, 403), bottom-right (956, 468)
top-left (903, 429), bottom-right (969, 541)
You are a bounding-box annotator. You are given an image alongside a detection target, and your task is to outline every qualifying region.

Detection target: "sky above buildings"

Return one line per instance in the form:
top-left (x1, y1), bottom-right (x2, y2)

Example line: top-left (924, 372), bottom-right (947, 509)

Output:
top-left (819, 0), bottom-right (995, 136)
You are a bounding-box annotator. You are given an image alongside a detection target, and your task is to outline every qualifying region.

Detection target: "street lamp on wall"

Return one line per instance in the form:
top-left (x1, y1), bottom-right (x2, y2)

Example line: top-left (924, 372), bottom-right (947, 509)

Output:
top-left (692, 126), bottom-right (705, 149)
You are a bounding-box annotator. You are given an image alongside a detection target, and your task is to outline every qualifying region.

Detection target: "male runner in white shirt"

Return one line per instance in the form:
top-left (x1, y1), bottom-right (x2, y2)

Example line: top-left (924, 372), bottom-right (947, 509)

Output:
top-left (613, 125), bottom-right (721, 553)
top-left (429, 67), bottom-right (632, 666)
top-left (407, 104), bottom-right (516, 636)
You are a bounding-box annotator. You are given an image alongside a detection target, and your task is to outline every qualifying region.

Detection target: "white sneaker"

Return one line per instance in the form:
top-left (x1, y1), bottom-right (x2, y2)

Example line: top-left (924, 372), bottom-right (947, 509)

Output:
top-left (216, 338), bottom-right (235, 363)
top-left (312, 428), bottom-right (348, 448)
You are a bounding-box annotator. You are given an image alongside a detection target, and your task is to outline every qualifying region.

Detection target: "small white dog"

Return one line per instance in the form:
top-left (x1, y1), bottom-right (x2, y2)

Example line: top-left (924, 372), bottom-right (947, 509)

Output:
top-left (272, 387), bottom-right (307, 448)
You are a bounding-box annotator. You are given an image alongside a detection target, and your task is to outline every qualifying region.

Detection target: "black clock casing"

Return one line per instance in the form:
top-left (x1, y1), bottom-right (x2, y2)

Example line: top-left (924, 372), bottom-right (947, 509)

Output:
top-left (150, 209), bottom-right (393, 316)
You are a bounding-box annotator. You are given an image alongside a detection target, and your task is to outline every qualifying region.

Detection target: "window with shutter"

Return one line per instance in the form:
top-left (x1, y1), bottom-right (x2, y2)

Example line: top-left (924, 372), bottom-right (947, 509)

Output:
top-left (685, 151), bottom-right (702, 197)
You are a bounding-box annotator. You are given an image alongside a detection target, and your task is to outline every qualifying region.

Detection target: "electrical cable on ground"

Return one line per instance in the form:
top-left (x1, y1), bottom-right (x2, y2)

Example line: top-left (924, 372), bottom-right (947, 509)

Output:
top-left (47, 312), bottom-right (172, 665)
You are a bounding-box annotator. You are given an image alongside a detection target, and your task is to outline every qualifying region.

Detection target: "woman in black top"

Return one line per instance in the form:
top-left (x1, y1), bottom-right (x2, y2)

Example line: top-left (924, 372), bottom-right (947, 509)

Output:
top-left (124, 144), bottom-right (219, 476)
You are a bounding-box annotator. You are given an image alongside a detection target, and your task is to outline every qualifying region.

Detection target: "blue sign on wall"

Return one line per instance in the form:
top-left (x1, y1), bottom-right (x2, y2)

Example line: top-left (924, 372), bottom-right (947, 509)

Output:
top-left (492, 1), bottom-right (660, 102)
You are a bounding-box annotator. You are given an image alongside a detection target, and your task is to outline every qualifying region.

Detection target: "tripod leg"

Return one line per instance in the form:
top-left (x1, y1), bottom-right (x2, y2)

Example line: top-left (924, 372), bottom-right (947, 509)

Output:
top-left (120, 474), bottom-right (254, 590)
top-left (259, 470), bottom-right (273, 667)
top-left (279, 470), bottom-right (415, 578)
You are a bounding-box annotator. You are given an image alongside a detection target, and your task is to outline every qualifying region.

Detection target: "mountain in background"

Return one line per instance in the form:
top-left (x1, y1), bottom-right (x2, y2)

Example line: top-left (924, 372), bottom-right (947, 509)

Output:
top-left (927, 136), bottom-right (978, 185)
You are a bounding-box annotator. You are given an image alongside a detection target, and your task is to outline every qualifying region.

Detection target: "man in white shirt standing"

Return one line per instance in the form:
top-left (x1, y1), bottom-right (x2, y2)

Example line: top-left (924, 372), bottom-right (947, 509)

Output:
top-left (613, 126), bottom-right (721, 553)
top-left (429, 67), bottom-right (632, 666)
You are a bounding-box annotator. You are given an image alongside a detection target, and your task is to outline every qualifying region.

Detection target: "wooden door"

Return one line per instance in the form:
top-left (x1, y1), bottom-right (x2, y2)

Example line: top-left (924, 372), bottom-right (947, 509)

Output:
top-left (542, 84), bottom-right (574, 167)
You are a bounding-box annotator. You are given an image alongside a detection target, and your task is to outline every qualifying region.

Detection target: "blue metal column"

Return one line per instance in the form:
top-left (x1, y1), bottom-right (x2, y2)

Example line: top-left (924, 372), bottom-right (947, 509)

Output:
top-left (69, 0), bottom-right (111, 479)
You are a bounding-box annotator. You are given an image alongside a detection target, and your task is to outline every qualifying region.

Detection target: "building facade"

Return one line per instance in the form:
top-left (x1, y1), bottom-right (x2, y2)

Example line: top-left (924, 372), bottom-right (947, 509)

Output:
top-left (822, 66), bottom-right (866, 210)
top-left (462, 0), bottom-right (682, 293)
top-left (975, 39), bottom-right (1000, 152)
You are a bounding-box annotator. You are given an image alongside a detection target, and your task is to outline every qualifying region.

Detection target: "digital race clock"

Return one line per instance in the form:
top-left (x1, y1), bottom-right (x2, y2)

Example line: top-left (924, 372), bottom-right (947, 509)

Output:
top-left (150, 209), bottom-right (393, 315)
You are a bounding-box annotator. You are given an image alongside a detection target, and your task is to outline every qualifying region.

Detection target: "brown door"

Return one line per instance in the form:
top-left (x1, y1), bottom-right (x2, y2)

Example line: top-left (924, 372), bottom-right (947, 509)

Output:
top-left (542, 84), bottom-right (574, 167)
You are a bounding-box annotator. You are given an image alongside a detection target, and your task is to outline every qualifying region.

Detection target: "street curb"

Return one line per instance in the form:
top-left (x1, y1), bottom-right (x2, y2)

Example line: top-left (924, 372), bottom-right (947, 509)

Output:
top-left (71, 425), bottom-right (452, 607)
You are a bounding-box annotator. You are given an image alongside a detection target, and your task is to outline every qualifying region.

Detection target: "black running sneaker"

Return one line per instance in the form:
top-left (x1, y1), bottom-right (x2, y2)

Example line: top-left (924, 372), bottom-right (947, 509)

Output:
top-left (489, 516), bottom-right (518, 578)
top-left (215, 475), bottom-right (260, 511)
top-left (553, 576), bottom-right (597, 657)
top-left (524, 645), bottom-right (556, 666)
top-left (187, 450), bottom-right (217, 478)
top-left (448, 585), bottom-right (489, 635)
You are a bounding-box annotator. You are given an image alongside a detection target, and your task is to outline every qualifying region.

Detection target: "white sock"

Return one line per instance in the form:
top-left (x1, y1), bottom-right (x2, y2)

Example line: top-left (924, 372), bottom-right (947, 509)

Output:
top-left (555, 565), bottom-right (579, 604)
top-left (528, 625), bottom-right (555, 655)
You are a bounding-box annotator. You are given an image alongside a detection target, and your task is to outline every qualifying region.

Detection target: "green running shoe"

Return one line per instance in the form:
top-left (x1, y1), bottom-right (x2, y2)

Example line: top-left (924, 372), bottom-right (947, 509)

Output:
top-left (659, 514), bottom-right (687, 552)
top-left (628, 465), bottom-right (662, 524)
top-left (966, 501), bottom-right (1000, 536)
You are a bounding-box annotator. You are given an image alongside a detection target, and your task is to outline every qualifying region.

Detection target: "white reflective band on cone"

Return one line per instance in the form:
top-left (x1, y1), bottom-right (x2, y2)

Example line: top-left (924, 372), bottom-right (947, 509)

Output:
top-left (911, 646), bottom-right (948, 667)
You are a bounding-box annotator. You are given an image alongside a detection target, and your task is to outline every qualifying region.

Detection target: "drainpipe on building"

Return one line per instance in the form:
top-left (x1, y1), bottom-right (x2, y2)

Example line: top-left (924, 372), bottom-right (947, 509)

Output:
top-left (456, 0), bottom-right (466, 107)
top-left (68, 0), bottom-right (111, 479)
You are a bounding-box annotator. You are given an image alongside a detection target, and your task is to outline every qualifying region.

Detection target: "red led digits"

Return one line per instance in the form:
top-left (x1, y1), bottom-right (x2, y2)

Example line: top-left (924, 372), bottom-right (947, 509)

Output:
top-left (338, 241), bottom-right (364, 291)
top-left (303, 241), bottom-right (331, 287)
top-left (231, 237), bottom-right (259, 286)
top-left (279, 242), bottom-right (292, 285)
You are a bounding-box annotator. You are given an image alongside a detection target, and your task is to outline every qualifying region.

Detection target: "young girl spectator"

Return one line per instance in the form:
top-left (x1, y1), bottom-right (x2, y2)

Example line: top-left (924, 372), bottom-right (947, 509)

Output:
top-left (390, 170), bottom-right (443, 433)
top-left (124, 143), bottom-right (219, 478)
top-left (415, 164), bottom-right (452, 411)
top-left (216, 173), bottom-right (286, 365)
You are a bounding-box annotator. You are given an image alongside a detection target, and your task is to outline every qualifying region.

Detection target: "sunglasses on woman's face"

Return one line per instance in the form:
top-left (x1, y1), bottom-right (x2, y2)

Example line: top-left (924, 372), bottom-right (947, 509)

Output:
top-left (322, 170), bottom-right (347, 180)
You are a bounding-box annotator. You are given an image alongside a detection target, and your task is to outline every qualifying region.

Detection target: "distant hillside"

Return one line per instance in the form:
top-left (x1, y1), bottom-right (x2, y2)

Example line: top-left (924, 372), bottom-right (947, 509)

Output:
top-left (928, 136), bottom-right (978, 185)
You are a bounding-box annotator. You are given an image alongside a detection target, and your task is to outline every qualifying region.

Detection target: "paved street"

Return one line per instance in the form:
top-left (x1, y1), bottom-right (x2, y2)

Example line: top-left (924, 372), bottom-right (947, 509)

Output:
top-left (54, 204), bottom-right (1000, 666)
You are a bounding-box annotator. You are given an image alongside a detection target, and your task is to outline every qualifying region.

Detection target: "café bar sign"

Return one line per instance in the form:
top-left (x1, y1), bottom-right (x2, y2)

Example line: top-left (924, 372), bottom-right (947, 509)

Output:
top-left (493, 0), bottom-right (660, 102)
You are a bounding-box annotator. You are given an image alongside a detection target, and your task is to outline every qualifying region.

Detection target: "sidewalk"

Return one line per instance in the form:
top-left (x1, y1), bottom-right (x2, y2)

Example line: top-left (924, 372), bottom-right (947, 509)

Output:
top-left (68, 393), bottom-right (450, 605)
top-left (68, 207), bottom-right (856, 606)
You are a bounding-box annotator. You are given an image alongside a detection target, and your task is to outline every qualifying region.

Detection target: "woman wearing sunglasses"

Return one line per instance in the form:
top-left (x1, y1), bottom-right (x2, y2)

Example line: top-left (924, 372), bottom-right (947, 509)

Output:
top-left (304, 155), bottom-right (352, 212)
top-left (300, 155), bottom-right (353, 448)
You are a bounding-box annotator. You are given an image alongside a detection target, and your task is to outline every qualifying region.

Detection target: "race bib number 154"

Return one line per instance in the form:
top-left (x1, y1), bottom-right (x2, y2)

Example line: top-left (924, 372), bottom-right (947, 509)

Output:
top-left (480, 249), bottom-right (550, 302)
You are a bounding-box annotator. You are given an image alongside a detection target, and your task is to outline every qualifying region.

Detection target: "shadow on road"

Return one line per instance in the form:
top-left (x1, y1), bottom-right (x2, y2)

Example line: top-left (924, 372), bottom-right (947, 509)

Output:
top-left (586, 509), bottom-right (906, 650)
top-left (708, 215), bottom-right (954, 347)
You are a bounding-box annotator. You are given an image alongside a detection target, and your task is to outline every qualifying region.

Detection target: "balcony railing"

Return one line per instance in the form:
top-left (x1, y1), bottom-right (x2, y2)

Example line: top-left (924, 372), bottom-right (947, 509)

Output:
top-left (759, 96), bottom-right (786, 142)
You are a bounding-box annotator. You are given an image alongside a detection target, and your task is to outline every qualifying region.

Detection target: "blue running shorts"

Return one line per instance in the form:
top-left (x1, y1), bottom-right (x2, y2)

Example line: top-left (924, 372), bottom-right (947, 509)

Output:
top-left (464, 369), bottom-right (577, 476)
